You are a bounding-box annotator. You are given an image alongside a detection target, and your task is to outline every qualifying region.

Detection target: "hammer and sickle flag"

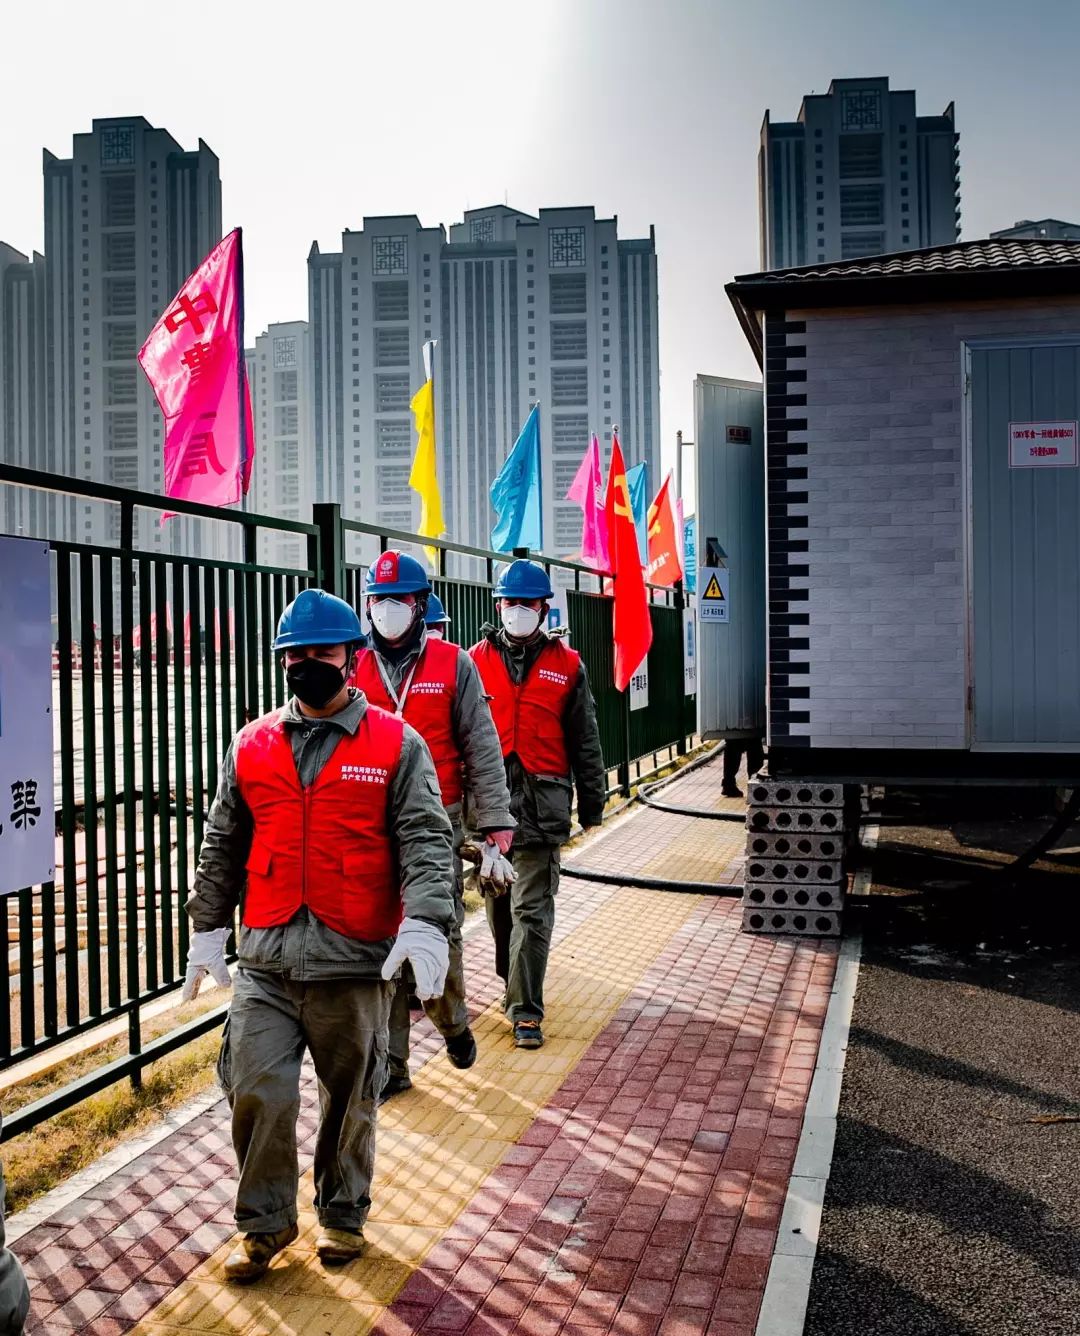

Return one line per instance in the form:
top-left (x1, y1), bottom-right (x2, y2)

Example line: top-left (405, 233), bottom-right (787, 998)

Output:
top-left (645, 471), bottom-right (683, 587)
top-left (604, 432), bottom-right (653, 692)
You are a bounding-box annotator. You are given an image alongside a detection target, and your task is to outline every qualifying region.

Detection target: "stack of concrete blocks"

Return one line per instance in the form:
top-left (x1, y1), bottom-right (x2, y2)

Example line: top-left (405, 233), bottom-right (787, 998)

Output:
top-left (742, 778), bottom-right (848, 936)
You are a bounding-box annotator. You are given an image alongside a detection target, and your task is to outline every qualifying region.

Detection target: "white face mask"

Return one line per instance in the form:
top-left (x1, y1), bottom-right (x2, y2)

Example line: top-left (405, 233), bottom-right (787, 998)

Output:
top-left (369, 598), bottom-right (415, 642)
top-left (501, 604), bottom-right (542, 639)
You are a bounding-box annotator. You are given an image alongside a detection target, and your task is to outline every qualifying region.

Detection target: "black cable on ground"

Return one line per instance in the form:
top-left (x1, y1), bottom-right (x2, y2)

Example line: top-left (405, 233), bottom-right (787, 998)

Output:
top-left (560, 864), bottom-right (743, 896)
top-left (635, 743), bottom-right (747, 823)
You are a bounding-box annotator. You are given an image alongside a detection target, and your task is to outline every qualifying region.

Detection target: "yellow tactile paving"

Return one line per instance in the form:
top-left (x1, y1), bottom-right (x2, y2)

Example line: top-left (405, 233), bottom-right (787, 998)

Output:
top-left (132, 887), bottom-right (703, 1335)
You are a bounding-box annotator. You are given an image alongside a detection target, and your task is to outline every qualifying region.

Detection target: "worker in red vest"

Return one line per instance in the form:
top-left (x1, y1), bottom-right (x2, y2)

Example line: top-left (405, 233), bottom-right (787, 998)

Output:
top-left (351, 551), bottom-right (514, 1098)
top-left (469, 559), bottom-right (606, 1049)
top-left (185, 589), bottom-right (455, 1282)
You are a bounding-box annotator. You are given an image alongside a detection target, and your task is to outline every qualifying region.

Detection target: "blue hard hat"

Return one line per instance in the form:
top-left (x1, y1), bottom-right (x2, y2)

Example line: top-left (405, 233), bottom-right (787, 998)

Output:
top-left (274, 589), bottom-right (363, 649)
top-left (494, 559), bottom-right (554, 600)
top-left (425, 593), bottom-right (450, 626)
top-left (365, 549), bottom-right (432, 596)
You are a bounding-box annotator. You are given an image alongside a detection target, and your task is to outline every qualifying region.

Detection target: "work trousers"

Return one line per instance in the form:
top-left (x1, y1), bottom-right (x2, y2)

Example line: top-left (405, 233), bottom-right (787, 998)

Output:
top-left (387, 829), bottom-right (467, 1079)
top-left (485, 845), bottom-right (559, 1023)
top-left (0, 1117), bottom-right (29, 1335)
top-left (218, 968), bottom-right (392, 1234)
top-left (723, 735), bottom-right (765, 788)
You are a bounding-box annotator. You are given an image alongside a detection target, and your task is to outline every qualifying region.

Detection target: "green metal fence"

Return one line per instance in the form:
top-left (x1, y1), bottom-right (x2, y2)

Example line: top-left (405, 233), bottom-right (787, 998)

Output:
top-left (0, 469), bottom-right (695, 1134)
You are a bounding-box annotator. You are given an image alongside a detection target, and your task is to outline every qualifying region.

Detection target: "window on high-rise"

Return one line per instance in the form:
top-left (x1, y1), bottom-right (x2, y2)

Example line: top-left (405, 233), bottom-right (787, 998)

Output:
top-left (102, 173), bottom-right (136, 227)
top-left (838, 134), bottom-right (883, 179)
top-left (550, 322), bottom-right (587, 361)
top-left (371, 284), bottom-right (406, 320)
top-left (375, 327), bottom-right (410, 367)
top-left (550, 273), bottom-right (586, 315)
top-left (840, 185), bottom-right (884, 227)
top-left (840, 231), bottom-right (885, 259)
top-left (551, 367), bottom-right (588, 406)
top-left (104, 276), bottom-right (136, 316)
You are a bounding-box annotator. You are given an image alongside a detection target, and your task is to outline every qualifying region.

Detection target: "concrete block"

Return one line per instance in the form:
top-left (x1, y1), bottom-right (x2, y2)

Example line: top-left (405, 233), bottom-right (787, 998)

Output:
top-left (742, 906), bottom-right (843, 937)
top-left (744, 881), bottom-right (846, 912)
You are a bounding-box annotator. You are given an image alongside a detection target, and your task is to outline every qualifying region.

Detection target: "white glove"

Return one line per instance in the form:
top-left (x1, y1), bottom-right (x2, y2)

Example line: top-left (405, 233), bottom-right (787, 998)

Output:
top-left (480, 840), bottom-right (518, 894)
top-left (181, 927), bottom-right (232, 1003)
top-left (381, 918), bottom-right (449, 1001)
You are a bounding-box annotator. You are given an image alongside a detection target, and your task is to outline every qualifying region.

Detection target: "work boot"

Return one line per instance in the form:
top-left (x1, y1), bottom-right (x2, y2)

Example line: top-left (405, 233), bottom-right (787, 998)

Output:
top-left (316, 1226), bottom-right (365, 1264)
top-left (513, 1020), bottom-right (544, 1049)
top-left (223, 1222), bottom-right (299, 1283)
top-left (446, 1026), bottom-right (477, 1070)
top-left (721, 783), bottom-right (743, 799)
top-left (379, 1071), bottom-right (412, 1104)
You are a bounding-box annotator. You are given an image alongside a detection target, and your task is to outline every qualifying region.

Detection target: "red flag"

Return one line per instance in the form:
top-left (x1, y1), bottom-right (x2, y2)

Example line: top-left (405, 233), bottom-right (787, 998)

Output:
top-left (645, 472), bottom-right (683, 587)
top-left (138, 228), bottom-right (254, 515)
top-left (605, 433), bottom-right (653, 691)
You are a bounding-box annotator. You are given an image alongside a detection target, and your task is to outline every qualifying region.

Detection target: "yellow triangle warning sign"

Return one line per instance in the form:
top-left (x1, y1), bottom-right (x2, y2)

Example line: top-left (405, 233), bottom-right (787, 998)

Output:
top-left (703, 573), bottom-right (725, 600)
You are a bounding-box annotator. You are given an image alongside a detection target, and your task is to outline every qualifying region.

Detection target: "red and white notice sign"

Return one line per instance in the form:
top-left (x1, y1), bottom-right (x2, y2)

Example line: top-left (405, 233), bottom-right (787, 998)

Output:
top-left (1008, 420), bottom-right (1078, 468)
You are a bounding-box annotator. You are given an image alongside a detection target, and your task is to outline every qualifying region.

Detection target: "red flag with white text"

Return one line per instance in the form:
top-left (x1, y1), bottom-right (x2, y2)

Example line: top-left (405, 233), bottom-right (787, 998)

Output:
top-left (604, 433), bottom-right (653, 691)
top-left (138, 228), bottom-right (254, 514)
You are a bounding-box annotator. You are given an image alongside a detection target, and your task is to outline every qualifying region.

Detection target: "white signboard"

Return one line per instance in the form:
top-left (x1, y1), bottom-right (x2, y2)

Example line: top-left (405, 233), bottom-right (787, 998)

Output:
top-left (1008, 420), bottom-right (1078, 468)
top-left (546, 587), bottom-right (569, 636)
top-left (683, 608), bottom-right (697, 696)
top-left (0, 537), bottom-right (55, 895)
top-left (629, 664), bottom-right (649, 712)
top-left (698, 566), bottom-right (730, 622)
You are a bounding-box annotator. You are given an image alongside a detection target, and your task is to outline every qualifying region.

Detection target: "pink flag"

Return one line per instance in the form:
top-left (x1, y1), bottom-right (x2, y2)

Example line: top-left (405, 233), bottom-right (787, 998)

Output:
top-left (139, 228), bottom-right (254, 515)
top-left (565, 434), bottom-right (610, 570)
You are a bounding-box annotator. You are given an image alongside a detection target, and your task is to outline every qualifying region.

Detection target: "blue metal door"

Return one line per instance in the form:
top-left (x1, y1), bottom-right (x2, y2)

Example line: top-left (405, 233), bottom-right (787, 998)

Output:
top-left (971, 342), bottom-right (1080, 748)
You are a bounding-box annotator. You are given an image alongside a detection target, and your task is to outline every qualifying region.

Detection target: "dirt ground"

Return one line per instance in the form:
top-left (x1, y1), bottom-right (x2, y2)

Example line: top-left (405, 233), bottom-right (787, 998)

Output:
top-left (805, 787), bottom-right (1080, 1336)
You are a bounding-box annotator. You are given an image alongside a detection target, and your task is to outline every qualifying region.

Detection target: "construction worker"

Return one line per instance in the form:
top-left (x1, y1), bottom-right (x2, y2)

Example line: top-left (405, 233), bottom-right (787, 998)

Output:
top-left (424, 592), bottom-right (450, 639)
top-left (185, 589), bottom-right (455, 1282)
top-left (469, 559), bottom-right (606, 1049)
top-left (351, 551), bottom-right (514, 1098)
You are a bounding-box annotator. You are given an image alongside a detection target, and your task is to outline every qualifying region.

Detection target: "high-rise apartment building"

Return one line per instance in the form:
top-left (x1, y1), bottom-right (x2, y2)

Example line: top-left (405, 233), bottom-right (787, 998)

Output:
top-left (0, 242), bottom-right (48, 539)
top-left (245, 321), bottom-right (314, 569)
top-left (309, 218), bottom-right (444, 534)
top-left (42, 117), bottom-right (221, 551)
top-left (308, 205), bottom-right (660, 556)
top-left (759, 77), bottom-right (960, 269)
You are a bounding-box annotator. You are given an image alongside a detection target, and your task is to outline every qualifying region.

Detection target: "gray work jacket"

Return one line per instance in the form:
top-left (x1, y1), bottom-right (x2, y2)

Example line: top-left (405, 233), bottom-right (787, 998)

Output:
top-left (474, 625), bottom-right (607, 846)
top-left (365, 629), bottom-right (513, 833)
top-left (186, 689), bottom-right (455, 981)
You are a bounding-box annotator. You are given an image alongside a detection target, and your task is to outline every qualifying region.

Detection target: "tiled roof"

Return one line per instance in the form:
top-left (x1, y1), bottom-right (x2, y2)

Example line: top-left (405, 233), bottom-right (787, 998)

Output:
top-left (735, 237), bottom-right (1080, 286)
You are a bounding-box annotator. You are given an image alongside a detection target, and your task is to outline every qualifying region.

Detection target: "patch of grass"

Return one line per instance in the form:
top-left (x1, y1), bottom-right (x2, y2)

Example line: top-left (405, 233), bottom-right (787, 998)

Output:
top-left (4, 1031), bottom-right (221, 1215)
top-left (2, 990), bottom-right (227, 1214)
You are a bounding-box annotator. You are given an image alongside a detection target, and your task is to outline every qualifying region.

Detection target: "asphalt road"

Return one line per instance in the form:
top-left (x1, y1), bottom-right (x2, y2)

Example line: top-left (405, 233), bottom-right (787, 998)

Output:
top-left (805, 790), bottom-right (1080, 1336)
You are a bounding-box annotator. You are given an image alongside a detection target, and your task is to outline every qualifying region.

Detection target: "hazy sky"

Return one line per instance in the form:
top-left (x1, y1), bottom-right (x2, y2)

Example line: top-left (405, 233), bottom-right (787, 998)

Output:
top-left (3, 0), bottom-right (1080, 483)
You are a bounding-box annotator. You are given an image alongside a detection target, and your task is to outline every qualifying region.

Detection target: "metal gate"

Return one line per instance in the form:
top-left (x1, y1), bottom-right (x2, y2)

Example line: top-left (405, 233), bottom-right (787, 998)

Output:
top-left (969, 340), bottom-right (1080, 748)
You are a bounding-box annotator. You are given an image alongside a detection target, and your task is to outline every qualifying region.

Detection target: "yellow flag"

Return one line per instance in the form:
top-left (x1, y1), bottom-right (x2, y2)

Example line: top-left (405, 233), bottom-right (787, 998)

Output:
top-left (408, 378), bottom-right (445, 567)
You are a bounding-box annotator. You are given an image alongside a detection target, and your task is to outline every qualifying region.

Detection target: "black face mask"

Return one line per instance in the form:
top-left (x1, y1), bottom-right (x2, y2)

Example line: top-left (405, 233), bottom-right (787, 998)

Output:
top-left (286, 658), bottom-right (347, 710)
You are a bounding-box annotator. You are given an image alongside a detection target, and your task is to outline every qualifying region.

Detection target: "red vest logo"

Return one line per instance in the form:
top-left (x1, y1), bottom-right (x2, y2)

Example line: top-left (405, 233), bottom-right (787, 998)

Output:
top-left (339, 763), bottom-right (390, 785)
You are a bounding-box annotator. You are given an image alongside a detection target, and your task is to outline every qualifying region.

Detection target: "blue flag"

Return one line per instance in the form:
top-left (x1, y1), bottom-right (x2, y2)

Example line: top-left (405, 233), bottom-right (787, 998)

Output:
top-left (626, 461), bottom-right (649, 564)
top-left (490, 404), bottom-right (543, 552)
top-left (683, 517), bottom-right (697, 593)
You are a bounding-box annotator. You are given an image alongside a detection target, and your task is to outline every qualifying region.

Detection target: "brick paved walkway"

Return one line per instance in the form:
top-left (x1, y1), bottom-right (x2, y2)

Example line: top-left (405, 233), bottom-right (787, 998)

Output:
top-left (10, 757), bottom-right (838, 1335)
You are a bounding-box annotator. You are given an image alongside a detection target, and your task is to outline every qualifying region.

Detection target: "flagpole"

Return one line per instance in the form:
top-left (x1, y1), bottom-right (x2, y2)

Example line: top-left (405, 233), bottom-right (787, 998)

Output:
top-left (535, 401), bottom-right (543, 554)
top-left (423, 339), bottom-right (441, 573)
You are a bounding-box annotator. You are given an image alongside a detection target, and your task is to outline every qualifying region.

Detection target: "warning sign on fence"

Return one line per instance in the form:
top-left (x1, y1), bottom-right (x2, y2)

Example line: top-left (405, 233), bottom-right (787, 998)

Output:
top-left (0, 536), bottom-right (55, 896)
top-left (698, 566), bottom-right (729, 622)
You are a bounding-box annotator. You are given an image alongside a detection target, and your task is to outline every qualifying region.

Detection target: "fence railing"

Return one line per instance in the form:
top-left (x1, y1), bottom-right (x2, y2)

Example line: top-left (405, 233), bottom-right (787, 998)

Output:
top-left (0, 466), bottom-right (694, 1134)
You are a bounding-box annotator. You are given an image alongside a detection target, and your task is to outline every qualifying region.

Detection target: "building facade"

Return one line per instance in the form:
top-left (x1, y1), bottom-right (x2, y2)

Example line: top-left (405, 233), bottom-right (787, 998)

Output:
top-left (0, 243), bottom-right (48, 539)
top-left (759, 77), bottom-right (961, 270)
top-left (308, 205), bottom-right (660, 556)
top-left (245, 321), bottom-right (314, 570)
top-left (42, 117), bottom-right (222, 552)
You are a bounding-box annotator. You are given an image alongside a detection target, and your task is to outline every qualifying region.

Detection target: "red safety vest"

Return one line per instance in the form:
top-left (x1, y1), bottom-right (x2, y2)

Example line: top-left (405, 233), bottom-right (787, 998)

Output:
top-left (350, 638), bottom-right (463, 805)
top-left (469, 638), bottom-right (578, 777)
top-left (234, 705), bottom-right (404, 942)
